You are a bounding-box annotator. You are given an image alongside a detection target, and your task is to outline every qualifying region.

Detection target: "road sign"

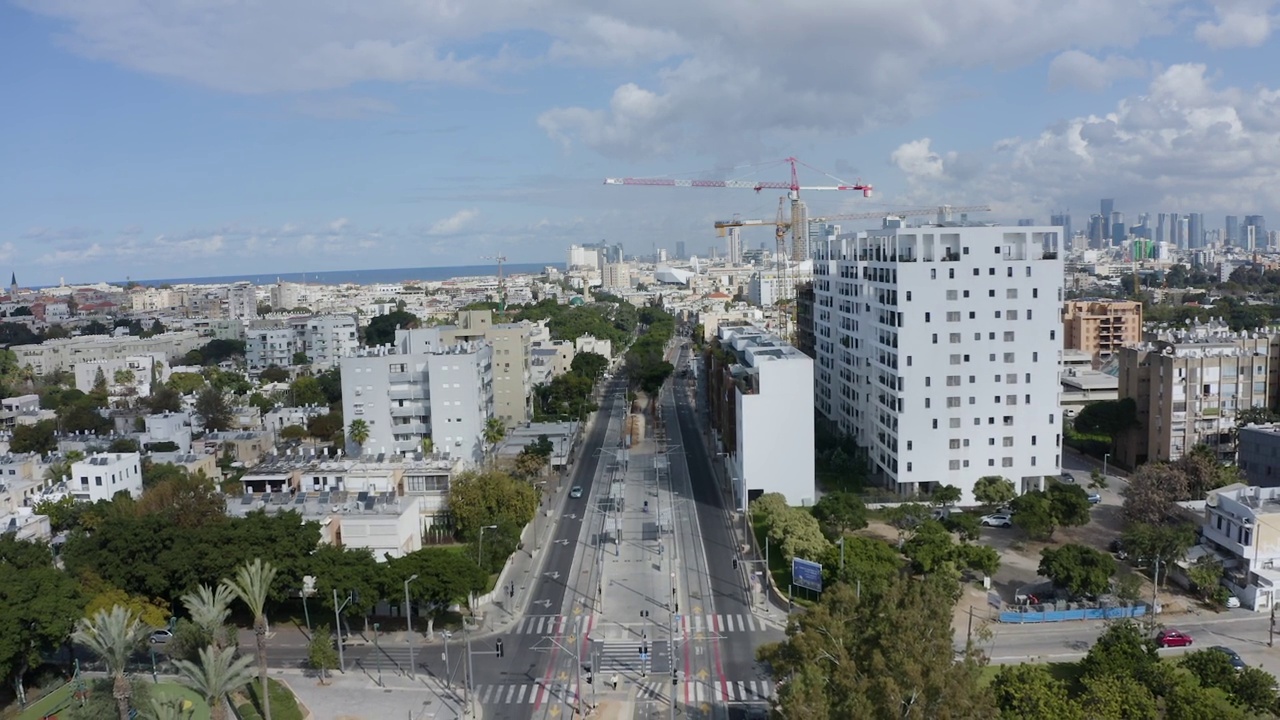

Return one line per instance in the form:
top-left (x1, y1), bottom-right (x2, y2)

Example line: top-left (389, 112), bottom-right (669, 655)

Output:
top-left (792, 558), bottom-right (823, 593)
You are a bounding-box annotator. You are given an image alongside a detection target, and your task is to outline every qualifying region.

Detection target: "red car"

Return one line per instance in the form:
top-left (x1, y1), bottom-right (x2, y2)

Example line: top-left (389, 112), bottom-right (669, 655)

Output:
top-left (1157, 630), bottom-right (1193, 648)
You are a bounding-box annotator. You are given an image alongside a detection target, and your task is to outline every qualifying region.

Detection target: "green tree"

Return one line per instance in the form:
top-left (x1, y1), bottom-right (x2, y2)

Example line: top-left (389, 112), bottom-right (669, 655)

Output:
top-left (448, 469), bottom-right (539, 539)
top-left (1010, 490), bottom-right (1056, 540)
top-left (222, 559), bottom-right (278, 720)
top-left (1123, 461), bottom-right (1191, 525)
top-left (1046, 482), bottom-right (1092, 529)
top-left (902, 520), bottom-right (956, 575)
top-left (307, 412), bottom-right (343, 443)
top-left (347, 418), bottom-right (371, 453)
top-left (1180, 648), bottom-right (1240, 694)
top-left (990, 664), bottom-right (1081, 720)
top-left (258, 365), bottom-right (289, 383)
top-left (172, 644), bottom-right (255, 720)
top-left (195, 339), bottom-right (247, 365)
top-left (108, 437), bottom-right (140, 453)
top-left (569, 351), bottom-right (608, 380)
top-left (931, 484), bottom-right (962, 507)
top-left (1232, 666), bottom-right (1279, 713)
top-left (810, 491), bottom-right (868, 538)
top-left (364, 310), bottom-right (420, 346)
top-left (768, 507), bottom-right (830, 563)
top-left (301, 545), bottom-right (386, 617)
top-left (307, 625), bottom-right (339, 685)
top-left (1073, 398), bottom-right (1139, 438)
top-left (167, 371), bottom-right (206, 395)
top-left (291, 351), bottom-right (310, 366)
top-left (392, 547), bottom-right (488, 609)
top-left (72, 605), bottom-right (150, 720)
top-left (512, 449), bottom-right (548, 480)
top-left (826, 536), bottom-right (903, 597)
top-left (181, 583), bottom-right (235, 651)
top-left (483, 417), bottom-right (506, 466)
top-left (1078, 674), bottom-right (1158, 719)
top-left (1122, 522), bottom-right (1197, 583)
top-left (35, 494), bottom-right (80, 531)
top-left (884, 502), bottom-right (931, 540)
top-left (1038, 544), bottom-right (1116, 598)
top-left (0, 538), bottom-right (82, 706)
top-left (1187, 557), bottom-right (1225, 601)
top-left (142, 385), bottom-right (184, 414)
top-left (196, 387), bottom-right (233, 431)
top-left (290, 376), bottom-right (326, 406)
top-left (1079, 620), bottom-right (1159, 682)
top-left (943, 512), bottom-right (982, 542)
top-left (11, 418), bottom-right (57, 453)
top-left (957, 543), bottom-right (1001, 577)
top-left (279, 424), bottom-right (308, 441)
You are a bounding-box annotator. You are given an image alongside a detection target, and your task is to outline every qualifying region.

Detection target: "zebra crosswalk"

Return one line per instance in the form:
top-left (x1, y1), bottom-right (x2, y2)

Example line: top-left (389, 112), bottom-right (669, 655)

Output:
top-left (513, 613), bottom-right (767, 637)
top-left (469, 679), bottom-right (775, 706)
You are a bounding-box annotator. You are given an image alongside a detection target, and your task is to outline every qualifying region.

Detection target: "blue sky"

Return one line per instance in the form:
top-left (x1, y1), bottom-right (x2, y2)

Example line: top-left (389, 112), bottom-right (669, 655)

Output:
top-left (2, 0), bottom-right (1279, 285)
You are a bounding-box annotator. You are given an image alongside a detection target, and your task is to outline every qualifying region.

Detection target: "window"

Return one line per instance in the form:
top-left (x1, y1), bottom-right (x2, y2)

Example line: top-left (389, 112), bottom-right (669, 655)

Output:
top-left (925, 398), bottom-right (931, 408)
top-left (964, 247), bottom-right (971, 254)
top-left (925, 377), bottom-right (931, 387)
top-left (950, 418), bottom-right (961, 428)
top-left (1003, 437), bottom-right (1014, 447)
top-left (947, 375), bottom-right (961, 386)
top-left (973, 268), bottom-right (980, 276)
top-left (1031, 435), bottom-right (1037, 445)
top-left (932, 333), bottom-right (938, 344)
top-left (963, 290), bottom-right (970, 298)
top-left (989, 459), bottom-right (996, 466)
top-left (1004, 353), bottom-right (1015, 363)
top-left (989, 267), bottom-right (996, 275)
top-left (1028, 309), bottom-right (1034, 320)
top-left (995, 374), bottom-right (1002, 382)
top-left (989, 289), bottom-right (995, 298)
top-left (995, 310), bottom-right (1002, 318)
top-left (950, 333), bottom-right (961, 343)
top-left (1003, 415), bottom-right (1014, 425)
top-left (969, 375), bottom-right (976, 383)
top-left (907, 462), bottom-right (912, 472)
top-left (1025, 373), bottom-right (1031, 383)
top-left (925, 312), bottom-right (931, 322)
top-left (969, 311), bottom-right (976, 319)
top-left (1026, 394), bottom-right (1032, 404)
top-left (1002, 457), bottom-right (1014, 467)
top-left (994, 395), bottom-right (1001, 403)
top-left (1026, 266), bottom-right (1032, 277)
top-left (931, 269), bottom-right (937, 279)
top-left (949, 269), bottom-right (955, 279)
top-left (1008, 309), bottom-right (1019, 320)
top-left (906, 291), bottom-right (912, 301)
top-left (950, 354), bottom-right (962, 365)
top-left (1050, 329), bottom-right (1056, 340)
top-left (969, 396), bottom-right (977, 405)
top-left (907, 441), bottom-right (913, 450)
top-left (1007, 288), bottom-right (1018, 299)
top-left (964, 354), bottom-right (970, 362)
top-left (974, 333), bottom-right (981, 341)
top-left (932, 419), bottom-right (939, 429)
top-left (947, 311), bottom-right (961, 322)
top-left (1033, 288), bottom-right (1039, 298)
top-left (1033, 352), bottom-right (1039, 362)
top-left (949, 460), bottom-right (961, 470)
top-left (1007, 395), bottom-right (1018, 405)
top-left (947, 396), bottom-right (961, 408)
top-left (989, 438), bottom-right (995, 446)
top-left (1004, 331), bottom-right (1015, 342)
top-left (947, 290), bottom-right (958, 300)
top-left (994, 246), bottom-right (1001, 254)
top-left (949, 439), bottom-right (961, 449)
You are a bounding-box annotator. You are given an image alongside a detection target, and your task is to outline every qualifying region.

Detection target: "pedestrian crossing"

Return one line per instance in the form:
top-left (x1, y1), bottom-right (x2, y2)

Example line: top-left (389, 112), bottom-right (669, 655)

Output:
top-left (592, 639), bottom-right (672, 675)
top-left (469, 679), bottom-right (775, 705)
top-left (513, 613), bottom-right (766, 636)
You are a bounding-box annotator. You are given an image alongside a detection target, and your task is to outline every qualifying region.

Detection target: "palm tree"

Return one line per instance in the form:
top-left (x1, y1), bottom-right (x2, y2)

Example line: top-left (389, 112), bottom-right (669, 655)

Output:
top-left (223, 559), bottom-right (278, 720)
top-left (143, 697), bottom-right (192, 720)
top-left (172, 645), bottom-right (255, 720)
top-left (181, 583), bottom-right (235, 650)
top-left (72, 605), bottom-right (150, 720)
top-left (347, 418), bottom-right (370, 455)
top-left (483, 417), bottom-right (506, 466)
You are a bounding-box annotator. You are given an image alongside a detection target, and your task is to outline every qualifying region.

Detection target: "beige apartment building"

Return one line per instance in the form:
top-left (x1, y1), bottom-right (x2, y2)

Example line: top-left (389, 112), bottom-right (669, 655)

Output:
top-left (1115, 327), bottom-right (1280, 468)
top-left (1063, 299), bottom-right (1143, 360)
top-left (440, 310), bottom-right (532, 426)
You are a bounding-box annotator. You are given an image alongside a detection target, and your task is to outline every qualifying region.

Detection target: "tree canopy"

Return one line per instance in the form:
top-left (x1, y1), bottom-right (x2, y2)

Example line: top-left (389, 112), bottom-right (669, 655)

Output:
top-left (365, 310), bottom-right (420, 346)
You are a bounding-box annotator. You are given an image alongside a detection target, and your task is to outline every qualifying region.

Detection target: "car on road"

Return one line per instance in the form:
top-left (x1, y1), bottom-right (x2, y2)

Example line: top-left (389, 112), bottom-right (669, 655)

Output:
top-left (569, 486), bottom-right (584, 499)
top-left (1210, 646), bottom-right (1246, 669)
top-left (980, 513), bottom-right (1012, 528)
top-left (148, 629), bottom-right (173, 644)
top-left (1087, 492), bottom-right (1102, 504)
top-left (1061, 472), bottom-right (1077, 484)
top-left (1110, 539), bottom-right (1129, 559)
top-left (1156, 630), bottom-right (1194, 648)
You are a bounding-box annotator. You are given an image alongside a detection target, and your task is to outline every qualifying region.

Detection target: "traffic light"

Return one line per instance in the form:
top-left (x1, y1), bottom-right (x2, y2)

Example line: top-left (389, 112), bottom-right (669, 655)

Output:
top-left (586, 672), bottom-right (594, 685)
top-left (732, 558), bottom-right (739, 570)
top-left (672, 670), bottom-right (678, 686)
top-left (496, 639), bottom-right (504, 657)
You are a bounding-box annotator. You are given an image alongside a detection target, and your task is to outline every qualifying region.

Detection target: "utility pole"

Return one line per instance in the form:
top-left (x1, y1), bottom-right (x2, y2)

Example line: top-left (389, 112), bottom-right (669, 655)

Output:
top-left (404, 574), bottom-right (419, 679)
top-left (333, 589), bottom-right (353, 673)
top-left (1271, 602), bottom-right (1276, 648)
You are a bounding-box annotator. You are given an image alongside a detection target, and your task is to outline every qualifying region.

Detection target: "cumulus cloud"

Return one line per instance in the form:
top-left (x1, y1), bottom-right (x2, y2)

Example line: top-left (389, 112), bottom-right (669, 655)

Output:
top-left (429, 208), bottom-right (480, 235)
top-left (1195, 0), bottom-right (1277, 48)
top-left (1048, 51), bottom-right (1149, 92)
top-left (15, 0), bottom-right (1182, 157)
top-left (885, 64), bottom-right (1280, 220)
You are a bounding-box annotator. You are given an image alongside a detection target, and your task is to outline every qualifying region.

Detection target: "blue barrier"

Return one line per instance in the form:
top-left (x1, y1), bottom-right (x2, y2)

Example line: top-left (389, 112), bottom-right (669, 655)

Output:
top-left (998, 604), bottom-right (1148, 623)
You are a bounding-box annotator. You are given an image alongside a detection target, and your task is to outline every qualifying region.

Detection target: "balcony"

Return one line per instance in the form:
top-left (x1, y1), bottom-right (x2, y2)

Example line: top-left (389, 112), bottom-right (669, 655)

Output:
top-left (388, 388), bottom-right (427, 401)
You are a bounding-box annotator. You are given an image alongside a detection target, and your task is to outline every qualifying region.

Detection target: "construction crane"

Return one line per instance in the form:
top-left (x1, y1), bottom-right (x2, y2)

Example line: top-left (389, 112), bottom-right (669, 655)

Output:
top-left (714, 204), bottom-right (994, 233)
top-left (606, 156), bottom-right (872, 264)
top-left (482, 255), bottom-right (507, 314)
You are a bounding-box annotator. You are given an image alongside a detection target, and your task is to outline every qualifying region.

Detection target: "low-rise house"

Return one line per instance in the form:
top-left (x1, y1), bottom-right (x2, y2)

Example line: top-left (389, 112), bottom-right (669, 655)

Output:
top-left (1200, 483), bottom-right (1280, 611)
top-left (69, 452), bottom-right (143, 503)
top-left (1, 507), bottom-right (51, 542)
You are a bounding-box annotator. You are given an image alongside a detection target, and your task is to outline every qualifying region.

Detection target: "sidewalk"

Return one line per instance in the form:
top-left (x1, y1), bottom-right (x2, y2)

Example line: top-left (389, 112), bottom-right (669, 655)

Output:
top-left (274, 666), bottom-right (476, 720)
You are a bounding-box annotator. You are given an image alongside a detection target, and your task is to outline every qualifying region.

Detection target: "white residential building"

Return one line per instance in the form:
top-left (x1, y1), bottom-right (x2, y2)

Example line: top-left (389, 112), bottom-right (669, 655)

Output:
top-left (73, 355), bottom-right (166, 398)
top-left (340, 328), bottom-right (493, 465)
top-left (602, 263), bottom-right (631, 290)
top-left (11, 331), bottom-right (203, 376)
top-left (707, 325), bottom-right (815, 508)
top-left (69, 452), bottom-right (143, 503)
top-left (1200, 483), bottom-right (1280, 611)
top-left (812, 223), bottom-right (1065, 502)
top-left (245, 315), bottom-right (359, 370)
top-left (227, 282), bottom-right (258, 320)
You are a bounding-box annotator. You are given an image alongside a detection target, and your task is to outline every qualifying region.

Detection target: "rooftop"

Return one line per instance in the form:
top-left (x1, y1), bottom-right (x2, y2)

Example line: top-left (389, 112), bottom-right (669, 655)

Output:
top-left (226, 489), bottom-right (416, 519)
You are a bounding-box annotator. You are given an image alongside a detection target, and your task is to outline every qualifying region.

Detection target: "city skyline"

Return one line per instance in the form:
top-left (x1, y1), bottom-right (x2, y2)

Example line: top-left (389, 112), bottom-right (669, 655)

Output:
top-left (3, 1), bottom-right (1280, 285)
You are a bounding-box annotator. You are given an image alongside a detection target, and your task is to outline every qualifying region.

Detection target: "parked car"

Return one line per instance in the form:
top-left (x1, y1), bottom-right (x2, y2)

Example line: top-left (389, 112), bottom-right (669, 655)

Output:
top-left (1110, 539), bottom-right (1128, 560)
top-left (1156, 630), bottom-right (1194, 648)
top-left (1209, 646), bottom-right (1246, 669)
top-left (1225, 595), bottom-right (1242, 609)
top-left (149, 629), bottom-right (173, 645)
top-left (980, 513), bottom-right (1013, 528)
top-left (1060, 472), bottom-right (1077, 484)
top-left (569, 486), bottom-right (584, 499)
top-left (1087, 492), bottom-right (1102, 504)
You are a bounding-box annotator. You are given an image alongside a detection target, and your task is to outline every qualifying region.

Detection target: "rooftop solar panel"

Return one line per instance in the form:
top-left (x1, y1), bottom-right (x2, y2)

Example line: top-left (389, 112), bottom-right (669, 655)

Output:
top-left (356, 491), bottom-right (369, 503)
top-left (241, 495), bottom-right (254, 505)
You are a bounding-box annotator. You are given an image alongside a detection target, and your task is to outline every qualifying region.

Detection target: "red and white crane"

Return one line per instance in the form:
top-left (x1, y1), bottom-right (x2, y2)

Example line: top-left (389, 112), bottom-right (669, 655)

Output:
top-left (605, 156), bottom-right (872, 263)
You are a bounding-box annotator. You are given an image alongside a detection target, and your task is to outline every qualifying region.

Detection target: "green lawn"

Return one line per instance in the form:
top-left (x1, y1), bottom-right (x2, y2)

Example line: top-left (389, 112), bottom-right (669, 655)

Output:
top-left (235, 678), bottom-right (304, 720)
top-left (152, 682), bottom-right (211, 720)
top-left (12, 681), bottom-right (210, 720)
top-left (12, 682), bottom-right (73, 720)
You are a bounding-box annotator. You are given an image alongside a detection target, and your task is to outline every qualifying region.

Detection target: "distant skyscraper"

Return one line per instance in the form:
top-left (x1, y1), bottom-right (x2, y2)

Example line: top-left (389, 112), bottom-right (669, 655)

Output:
top-left (1050, 213), bottom-right (1072, 250)
top-left (1176, 216), bottom-right (1189, 250)
top-left (675, 241), bottom-right (686, 260)
top-left (1089, 215), bottom-right (1104, 248)
top-left (1156, 213), bottom-right (1167, 244)
top-left (1188, 213), bottom-right (1204, 250)
top-left (1101, 199), bottom-right (1115, 240)
top-left (1245, 216), bottom-right (1267, 246)
top-left (1225, 216), bottom-right (1239, 247)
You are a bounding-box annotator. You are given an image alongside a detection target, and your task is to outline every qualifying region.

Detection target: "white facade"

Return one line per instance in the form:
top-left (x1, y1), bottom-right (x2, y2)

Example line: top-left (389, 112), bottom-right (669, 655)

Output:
top-left (305, 315), bottom-right (359, 369)
top-left (245, 315), bottom-right (358, 370)
top-left (568, 245), bottom-right (602, 270)
top-left (73, 355), bottom-right (165, 399)
top-left (575, 335), bottom-right (612, 362)
top-left (813, 224), bottom-right (1064, 502)
top-left (1201, 483), bottom-right (1280, 611)
top-left (12, 331), bottom-right (203, 376)
top-left (340, 329), bottom-right (493, 466)
top-left (227, 282), bottom-right (258, 320)
top-left (143, 412), bottom-right (194, 454)
top-left (716, 325), bottom-right (816, 508)
top-left (70, 452), bottom-right (143, 503)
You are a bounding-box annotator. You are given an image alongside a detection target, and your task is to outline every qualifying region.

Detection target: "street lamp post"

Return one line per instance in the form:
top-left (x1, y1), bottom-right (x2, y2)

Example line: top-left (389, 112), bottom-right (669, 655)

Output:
top-left (373, 622), bottom-right (383, 687)
top-left (477, 524), bottom-right (498, 566)
top-left (404, 574), bottom-right (419, 679)
top-left (1103, 453), bottom-right (1110, 480)
top-left (332, 589), bottom-right (353, 673)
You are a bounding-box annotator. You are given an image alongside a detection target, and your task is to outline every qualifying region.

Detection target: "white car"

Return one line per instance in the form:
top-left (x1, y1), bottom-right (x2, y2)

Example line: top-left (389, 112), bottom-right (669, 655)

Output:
top-left (980, 513), bottom-right (1013, 528)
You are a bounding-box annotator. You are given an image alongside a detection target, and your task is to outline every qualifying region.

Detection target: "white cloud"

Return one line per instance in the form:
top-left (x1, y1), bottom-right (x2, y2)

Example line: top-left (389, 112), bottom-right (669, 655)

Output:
top-left (329, 218), bottom-right (350, 233)
top-left (1195, 0), bottom-right (1277, 48)
top-left (885, 64), bottom-right (1280, 220)
top-left (1047, 51), bottom-right (1149, 92)
top-left (429, 208), bottom-right (480, 235)
top-left (16, 0), bottom-right (1182, 156)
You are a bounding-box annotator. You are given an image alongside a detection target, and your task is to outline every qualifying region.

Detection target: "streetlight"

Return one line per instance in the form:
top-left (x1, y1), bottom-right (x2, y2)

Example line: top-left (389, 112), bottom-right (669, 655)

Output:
top-left (373, 622), bottom-right (383, 687)
top-left (404, 574), bottom-right (419, 679)
top-left (1103, 453), bottom-right (1110, 480)
top-left (478, 524), bottom-right (498, 566)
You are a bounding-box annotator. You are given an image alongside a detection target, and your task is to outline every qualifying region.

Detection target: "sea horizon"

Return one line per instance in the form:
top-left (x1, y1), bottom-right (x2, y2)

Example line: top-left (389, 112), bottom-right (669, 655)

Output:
top-left (92, 261), bottom-right (560, 289)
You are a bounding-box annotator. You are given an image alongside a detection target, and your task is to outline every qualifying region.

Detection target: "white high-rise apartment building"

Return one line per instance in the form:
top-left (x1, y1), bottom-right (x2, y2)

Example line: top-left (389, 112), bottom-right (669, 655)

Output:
top-left (245, 315), bottom-right (358, 370)
top-left (227, 282), bottom-right (258, 320)
top-left (813, 224), bottom-right (1064, 502)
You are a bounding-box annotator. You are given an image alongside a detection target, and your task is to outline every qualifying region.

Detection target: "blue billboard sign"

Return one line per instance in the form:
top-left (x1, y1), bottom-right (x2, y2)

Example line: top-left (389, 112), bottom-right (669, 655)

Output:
top-left (792, 558), bottom-right (823, 593)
